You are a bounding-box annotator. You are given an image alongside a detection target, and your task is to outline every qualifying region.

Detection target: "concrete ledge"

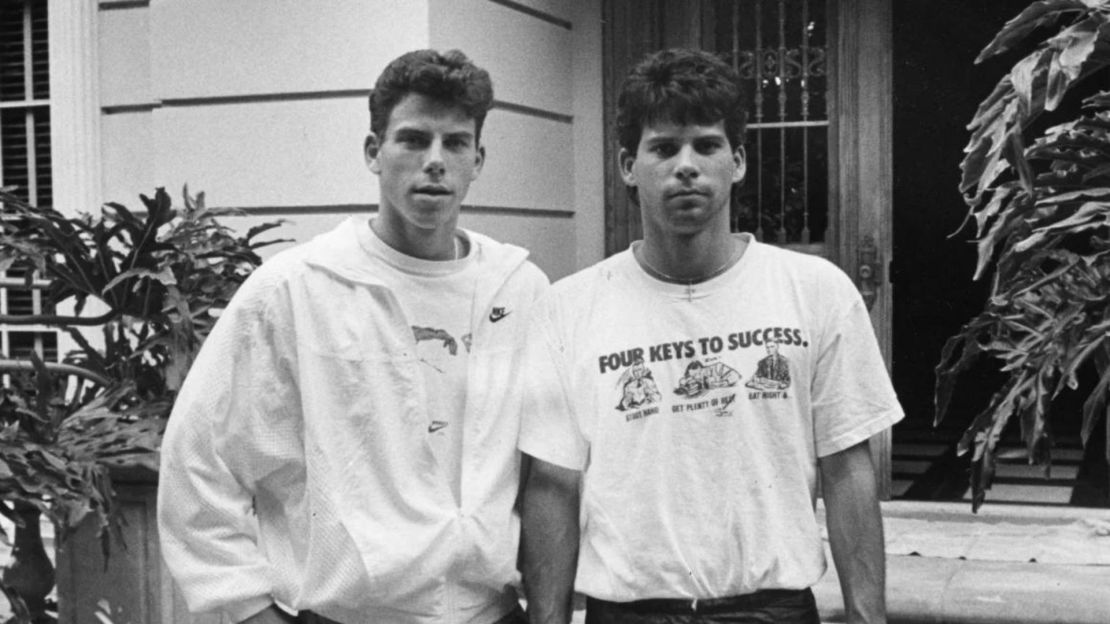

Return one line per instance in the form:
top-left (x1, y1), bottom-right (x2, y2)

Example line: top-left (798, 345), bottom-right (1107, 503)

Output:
top-left (815, 553), bottom-right (1110, 623)
top-left (815, 501), bottom-right (1110, 624)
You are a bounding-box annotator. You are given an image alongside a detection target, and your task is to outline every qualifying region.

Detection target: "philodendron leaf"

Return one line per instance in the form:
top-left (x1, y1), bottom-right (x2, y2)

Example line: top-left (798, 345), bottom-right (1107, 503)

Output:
top-left (100, 266), bottom-right (178, 296)
top-left (1081, 357), bottom-right (1110, 446)
top-left (1054, 16), bottom-right (1101, 74)
top-left (974, 195), bottom-right (1031, 280)
top-left (976, 0), bottom-right (1091, 63)
top-left (1083, 89), bottom-right (1110, 109)
top-left (1014, 47), bottom-right (1054, 121)
top-left (1036, 186), bottom-right (1110, 205)
top-left (1045, 17), bottom-right (1102, 109)
top-left (963, 100), bottom-right (1020, 205)
top-left (1015, 200), bottom-right (1110, 252)
top-left (934, 315), bottom-right (995, 425)
top-left (973, 184), bottom-right (1020, 237)
top-left (1009, 131), bottom-right (1036, 195)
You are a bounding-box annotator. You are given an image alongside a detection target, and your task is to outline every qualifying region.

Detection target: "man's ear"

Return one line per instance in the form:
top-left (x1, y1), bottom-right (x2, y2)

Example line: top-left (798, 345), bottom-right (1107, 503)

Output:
top-left (618, 147), bottom-right (637, 186)
top-left (364, 133), bottom-right (381, 174)
top-left (471, 144), bottom-right (486, 180)
top-left (732, 144), bottom-right (747, 184)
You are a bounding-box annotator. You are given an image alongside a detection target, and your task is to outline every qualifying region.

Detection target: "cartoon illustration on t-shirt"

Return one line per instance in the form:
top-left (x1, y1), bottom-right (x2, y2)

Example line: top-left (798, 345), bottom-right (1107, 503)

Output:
top-left (745, 341), bottom-right (791, 390)
top-left (673, 360), bottom-right (741, 399)
top-left (615, 358), bottom-right (662, 411)
top-left (412, 326), bottom-right (460, 373)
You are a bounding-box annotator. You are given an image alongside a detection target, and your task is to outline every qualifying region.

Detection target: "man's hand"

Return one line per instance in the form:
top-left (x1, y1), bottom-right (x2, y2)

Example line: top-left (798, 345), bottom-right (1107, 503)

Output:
top-left (240, 605), bottom-right (297, 624)
top-left (819, 439), bottom-right (887, 624)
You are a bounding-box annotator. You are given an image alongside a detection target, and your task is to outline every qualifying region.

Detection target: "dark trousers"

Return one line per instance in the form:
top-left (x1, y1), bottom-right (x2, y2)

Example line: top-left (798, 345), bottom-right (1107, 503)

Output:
top-left (297, 604), bottom-right (527, 624)
top-left (584, 589), bottom-right (820, 624)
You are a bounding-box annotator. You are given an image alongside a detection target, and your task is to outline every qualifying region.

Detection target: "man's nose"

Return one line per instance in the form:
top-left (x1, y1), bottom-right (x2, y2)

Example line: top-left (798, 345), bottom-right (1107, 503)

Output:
top-left (674, 145), bottom-right (699, 180)
top-left (423, 139), bottom-right (446, 175)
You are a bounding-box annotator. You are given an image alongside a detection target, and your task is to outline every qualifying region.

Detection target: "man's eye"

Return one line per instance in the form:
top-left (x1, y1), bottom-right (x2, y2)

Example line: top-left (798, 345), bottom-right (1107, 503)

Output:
top-left (695, 141), bottom-right (724, 154)
top-left (445, 138), bottom-right (471, 150)
top-left (397, 135), bottom-right (428, 147)
top-left (651, 144), bottom-right (678, 157)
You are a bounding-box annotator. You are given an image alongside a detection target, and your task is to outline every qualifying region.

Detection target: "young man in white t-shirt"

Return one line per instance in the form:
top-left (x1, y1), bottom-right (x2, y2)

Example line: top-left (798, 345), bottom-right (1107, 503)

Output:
top-left (518, 48), bottom-right (903, 624)
top-left (158, 50), bottom-right (547, 624)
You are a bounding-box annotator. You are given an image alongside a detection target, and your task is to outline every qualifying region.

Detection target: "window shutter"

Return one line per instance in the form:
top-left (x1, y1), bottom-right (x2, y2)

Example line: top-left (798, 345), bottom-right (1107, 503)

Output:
top-left (1, 0), bottom-right (55, 365)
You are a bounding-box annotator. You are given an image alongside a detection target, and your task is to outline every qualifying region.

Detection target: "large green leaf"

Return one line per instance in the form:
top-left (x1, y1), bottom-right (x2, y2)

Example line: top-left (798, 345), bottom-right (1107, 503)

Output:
top-left (1013, 200), bottom-right (1110, 251)
top-left (1082, 349), bottom-right (1110, 445)
top-left (1044, 17), bottom-right (1102, 109)
top-left (976, 0), bottom-right (1091, 62)
top-left (962, 94), bottom-right (1022, 202)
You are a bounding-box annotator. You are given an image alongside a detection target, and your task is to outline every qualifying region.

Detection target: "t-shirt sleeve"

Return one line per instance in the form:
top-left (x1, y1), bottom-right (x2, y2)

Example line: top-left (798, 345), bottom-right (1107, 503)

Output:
top-left (518, 300), bottom-right (588, 470)
top-left (811, 282), bottom-right (905, 457)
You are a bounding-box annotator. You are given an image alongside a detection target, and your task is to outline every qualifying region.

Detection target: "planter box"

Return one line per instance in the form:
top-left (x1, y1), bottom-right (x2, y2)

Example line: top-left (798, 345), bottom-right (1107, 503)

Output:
top-left (54, 469), bottom-right (227, 624)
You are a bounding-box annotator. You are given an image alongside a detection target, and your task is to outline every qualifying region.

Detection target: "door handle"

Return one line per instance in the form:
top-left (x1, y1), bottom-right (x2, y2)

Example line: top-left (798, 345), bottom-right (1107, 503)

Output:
top-left (858, 235), bottom-right (881, 311)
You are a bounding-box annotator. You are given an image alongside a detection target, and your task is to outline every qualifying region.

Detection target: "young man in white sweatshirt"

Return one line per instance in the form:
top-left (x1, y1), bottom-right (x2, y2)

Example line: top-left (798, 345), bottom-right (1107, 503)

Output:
top-left (158, 49), bottom-right (547, 624)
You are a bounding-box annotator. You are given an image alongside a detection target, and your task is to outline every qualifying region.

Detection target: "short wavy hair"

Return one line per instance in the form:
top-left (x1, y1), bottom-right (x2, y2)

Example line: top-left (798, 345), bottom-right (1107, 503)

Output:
top-left (616, 48), bottom-right (747, 154)
top-left (369, 49), bottom-right (494, 143)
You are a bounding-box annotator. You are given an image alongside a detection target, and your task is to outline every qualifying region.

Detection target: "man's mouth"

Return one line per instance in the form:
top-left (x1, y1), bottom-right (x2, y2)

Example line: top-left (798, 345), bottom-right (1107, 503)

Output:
top-left (413, 186), bottom-right (451, 196)
top-left (667, 188), bottom-right (705, 199)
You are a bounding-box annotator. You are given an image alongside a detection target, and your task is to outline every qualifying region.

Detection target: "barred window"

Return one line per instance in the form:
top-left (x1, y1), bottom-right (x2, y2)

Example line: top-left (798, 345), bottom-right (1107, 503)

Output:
top-left (713, 0), bottom-right (830, 245)
top-left (1, 0), bottom-right (55, 365)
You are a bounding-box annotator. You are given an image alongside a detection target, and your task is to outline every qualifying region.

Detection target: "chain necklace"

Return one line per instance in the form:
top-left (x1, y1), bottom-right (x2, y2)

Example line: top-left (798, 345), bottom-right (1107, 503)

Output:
top-left (635, 241), bottom-right (743, 301)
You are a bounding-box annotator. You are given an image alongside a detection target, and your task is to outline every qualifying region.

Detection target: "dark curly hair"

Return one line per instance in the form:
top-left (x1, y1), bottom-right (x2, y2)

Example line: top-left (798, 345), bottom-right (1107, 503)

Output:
top-left (369, 49), bottom-right (494, 143)
top-left (616, 48), bottom-right (747, 154)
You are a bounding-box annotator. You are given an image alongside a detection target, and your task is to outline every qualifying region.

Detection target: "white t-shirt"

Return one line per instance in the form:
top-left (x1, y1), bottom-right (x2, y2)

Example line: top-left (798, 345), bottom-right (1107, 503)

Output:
top-left (362, 221), bottom-right (478, 504)
top-left (518, 234), bottom-right (904, 601)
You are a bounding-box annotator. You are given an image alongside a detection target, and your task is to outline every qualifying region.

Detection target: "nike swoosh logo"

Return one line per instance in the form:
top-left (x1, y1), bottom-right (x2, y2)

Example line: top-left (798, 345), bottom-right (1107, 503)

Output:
top-left (489, 310), bottom-right (510, 323)
top-left (428, 421), bottom-right (448, 433)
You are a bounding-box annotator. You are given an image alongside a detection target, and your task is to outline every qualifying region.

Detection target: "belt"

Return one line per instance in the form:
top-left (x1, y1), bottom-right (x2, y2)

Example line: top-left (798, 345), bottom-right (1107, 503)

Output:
top-left (586, 588), bottom-right (812, 614)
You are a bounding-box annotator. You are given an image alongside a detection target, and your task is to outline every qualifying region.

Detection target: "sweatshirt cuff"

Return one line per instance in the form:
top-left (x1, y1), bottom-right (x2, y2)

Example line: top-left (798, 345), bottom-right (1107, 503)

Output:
top-left (226, 595), bottom-right (284, 623)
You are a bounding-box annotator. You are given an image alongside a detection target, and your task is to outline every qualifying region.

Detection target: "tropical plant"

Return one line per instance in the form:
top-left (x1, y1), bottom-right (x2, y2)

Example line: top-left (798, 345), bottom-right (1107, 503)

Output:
top-left (936, 0), bottom-right (1110, 511)
top-left (0, 186), bottom-right (287, 621)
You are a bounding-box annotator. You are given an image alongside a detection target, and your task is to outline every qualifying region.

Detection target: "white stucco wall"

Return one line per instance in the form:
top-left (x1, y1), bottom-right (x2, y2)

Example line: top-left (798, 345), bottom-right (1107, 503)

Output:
top-left (93, 0), bottom-right (604, 280)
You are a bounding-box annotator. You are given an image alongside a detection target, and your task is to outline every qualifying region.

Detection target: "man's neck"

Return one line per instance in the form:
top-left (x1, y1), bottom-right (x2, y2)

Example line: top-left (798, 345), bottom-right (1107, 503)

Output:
top-left (371, 213), bottom-right (459, 261)
top-left (638, 227), bottom-right (745, 283)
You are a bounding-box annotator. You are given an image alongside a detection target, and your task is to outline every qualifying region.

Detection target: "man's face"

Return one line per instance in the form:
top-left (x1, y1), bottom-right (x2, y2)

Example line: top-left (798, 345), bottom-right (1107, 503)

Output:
top-left (620, 119), bottom-right (744, 237)
top-left (366, 93), bottom-right (484, 232)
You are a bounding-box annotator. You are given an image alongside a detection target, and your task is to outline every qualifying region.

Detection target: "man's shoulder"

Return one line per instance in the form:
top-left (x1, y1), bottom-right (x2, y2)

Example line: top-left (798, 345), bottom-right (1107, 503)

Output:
top-left (549, 250), bottom-right (630, 297)
top-left (528, 253), bottom-right (630, 332)
top-left (231, 222), bottom-right (356, 300)
top-left (751, 240), bottom-right (855, 291)
top-left (755, 239), bottom-right (840, 273)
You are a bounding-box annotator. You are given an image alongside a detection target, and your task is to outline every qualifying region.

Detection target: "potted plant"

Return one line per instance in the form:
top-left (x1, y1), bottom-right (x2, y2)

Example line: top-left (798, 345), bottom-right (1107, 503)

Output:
top-left (0, 186), bottom-right (287, 622)
top-left (936, 0), bottom-right (1110, 510)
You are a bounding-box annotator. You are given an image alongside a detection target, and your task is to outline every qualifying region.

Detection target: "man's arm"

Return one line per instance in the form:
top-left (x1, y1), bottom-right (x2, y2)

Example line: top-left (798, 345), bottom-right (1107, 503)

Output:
top-left (520, 455), bottom-right (581, 624)
top-left (157, 276), bottom-right (298, 620)
top-left (818, 439), bottom-right (887, 624)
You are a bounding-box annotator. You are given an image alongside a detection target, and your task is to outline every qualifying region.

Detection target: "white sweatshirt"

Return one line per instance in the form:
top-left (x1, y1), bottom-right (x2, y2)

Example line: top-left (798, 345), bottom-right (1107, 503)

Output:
top-left (157, 217), bottom-right (548, 624)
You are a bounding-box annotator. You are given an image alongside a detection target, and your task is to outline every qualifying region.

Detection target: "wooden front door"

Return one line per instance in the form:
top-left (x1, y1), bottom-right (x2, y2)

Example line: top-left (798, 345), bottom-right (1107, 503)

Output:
top-left (603, 0), bottom-right (895, 497)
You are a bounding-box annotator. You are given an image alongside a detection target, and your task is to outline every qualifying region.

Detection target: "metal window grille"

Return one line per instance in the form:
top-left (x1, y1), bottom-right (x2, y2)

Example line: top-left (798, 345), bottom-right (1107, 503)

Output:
top-left (714, 0), bottom-right (830, 244)
top-left (1, 0), bottom-right (56, 365)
